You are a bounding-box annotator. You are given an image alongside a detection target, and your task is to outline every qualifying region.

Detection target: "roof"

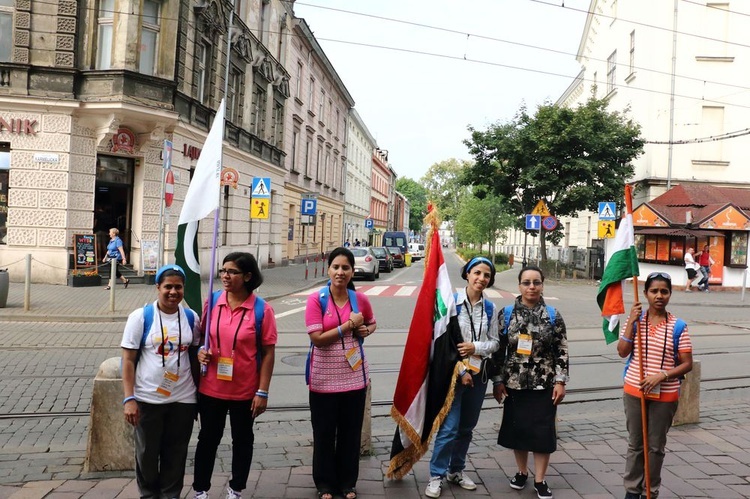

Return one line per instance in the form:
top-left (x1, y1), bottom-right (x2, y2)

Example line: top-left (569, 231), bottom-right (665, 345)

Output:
top-left (634, 227), bottom-right (725, 238)
top-left (650, 183), bottom-right (750, 211)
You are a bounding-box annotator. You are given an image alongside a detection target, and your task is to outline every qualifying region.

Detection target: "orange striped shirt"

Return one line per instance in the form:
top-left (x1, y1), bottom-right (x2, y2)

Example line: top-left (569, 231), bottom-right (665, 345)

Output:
top-left (622, 313), bottom-right (692, 402)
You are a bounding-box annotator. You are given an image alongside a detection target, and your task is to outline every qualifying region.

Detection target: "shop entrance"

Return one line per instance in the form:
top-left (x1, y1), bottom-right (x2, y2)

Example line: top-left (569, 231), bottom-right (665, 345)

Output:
top-left (94, 155), bottom-right (134, 259)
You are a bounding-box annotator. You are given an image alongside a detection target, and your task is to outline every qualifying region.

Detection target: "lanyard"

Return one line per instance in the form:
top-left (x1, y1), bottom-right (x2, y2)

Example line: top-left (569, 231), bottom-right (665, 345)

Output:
top-left (643, 314), bottom-right (668, 372)
top-left (333, 299), bottom-right (348, 350)
top-left (156, 304), bottom-right (182, 370)
top-left (215, 307), bottom-right (247, 358)
top-left (464, 297), bottom-right (484, 342)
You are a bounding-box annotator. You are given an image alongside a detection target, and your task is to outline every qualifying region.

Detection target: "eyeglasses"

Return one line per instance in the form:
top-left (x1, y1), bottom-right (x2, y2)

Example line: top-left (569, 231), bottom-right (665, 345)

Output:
top-left (218, 269), bottom-right (244, 276)
top-left (647, 272), bottom-right (672, 281)
top-left (520, 280), bottom-right (544, 287)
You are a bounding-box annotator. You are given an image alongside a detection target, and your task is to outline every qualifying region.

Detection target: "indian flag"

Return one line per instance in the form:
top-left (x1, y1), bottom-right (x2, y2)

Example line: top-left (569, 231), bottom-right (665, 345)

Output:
top-left (174, 100), bottom-right (224, 313)
top-left (597, 184), bottom-right (640, 344)
top-left (387, 229), bottom-right (463, 479)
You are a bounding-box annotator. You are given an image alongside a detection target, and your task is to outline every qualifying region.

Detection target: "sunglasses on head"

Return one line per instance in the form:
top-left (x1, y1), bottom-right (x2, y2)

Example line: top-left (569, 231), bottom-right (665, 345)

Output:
top-left (647, 271), bottom-right (672, 281)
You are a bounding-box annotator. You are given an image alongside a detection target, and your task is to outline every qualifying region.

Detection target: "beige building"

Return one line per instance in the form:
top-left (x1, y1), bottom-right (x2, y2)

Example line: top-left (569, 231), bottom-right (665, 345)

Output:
top-left (344, 109), bottom-right (377, 245)
top-left (0, 0), bottom-right (294, 283)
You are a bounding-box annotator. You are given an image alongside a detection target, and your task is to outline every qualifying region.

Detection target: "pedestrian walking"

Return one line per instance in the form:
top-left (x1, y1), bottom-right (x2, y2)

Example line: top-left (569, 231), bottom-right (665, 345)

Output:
top-left (683, 247), bottom-right (700, 292)
top-left (121, 264), bottom-right (201, 499)
top-left (492, 265), bottom-right (569, 499)
top-left (193, 252), bottom-right (277, 499)
top-left (617, 272), bottom-right (693, 499)
top-left (424, 257), bottom-right (499, 498)
top-left (304, 247), bottom-right (377, 499)
top-left (696, 244), bottom-right (714, 292)
top-left (103, 228), bottom-right (129, 290)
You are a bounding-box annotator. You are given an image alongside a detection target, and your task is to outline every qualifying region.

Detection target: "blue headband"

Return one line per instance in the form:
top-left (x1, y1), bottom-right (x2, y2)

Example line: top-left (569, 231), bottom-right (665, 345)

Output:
top-left (467, 257), bottom-right (494, 271)
top-left (155, 264), bottom-right (186, 283)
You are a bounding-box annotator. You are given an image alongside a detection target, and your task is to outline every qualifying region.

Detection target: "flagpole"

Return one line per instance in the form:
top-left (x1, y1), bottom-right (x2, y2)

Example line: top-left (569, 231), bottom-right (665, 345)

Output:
top-left (201, 0), bottom-right (235, 375)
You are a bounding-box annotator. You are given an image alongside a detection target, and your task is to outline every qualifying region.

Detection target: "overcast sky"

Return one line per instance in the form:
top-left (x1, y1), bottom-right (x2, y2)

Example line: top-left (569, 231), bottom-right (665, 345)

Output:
top-left (294, 0), bottom-right (591, 181)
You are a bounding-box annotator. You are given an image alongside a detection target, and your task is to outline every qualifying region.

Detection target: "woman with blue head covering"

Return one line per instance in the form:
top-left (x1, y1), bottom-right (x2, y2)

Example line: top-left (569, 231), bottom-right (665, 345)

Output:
top-left (424, 256), bottom-right (500, 498)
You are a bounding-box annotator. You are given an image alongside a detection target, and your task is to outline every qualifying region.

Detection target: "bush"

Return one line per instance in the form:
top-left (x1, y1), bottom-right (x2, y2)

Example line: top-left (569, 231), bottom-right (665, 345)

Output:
top-left (494, 253), bottom-right (509, 265)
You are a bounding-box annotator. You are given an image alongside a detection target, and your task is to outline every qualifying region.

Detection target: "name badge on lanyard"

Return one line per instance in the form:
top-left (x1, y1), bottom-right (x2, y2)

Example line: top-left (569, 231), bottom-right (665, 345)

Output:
top-left (217, 355), bottom-right (234, 381)
top-left (464, 355), bottom-right (482, 373)
top-left (156, 371), bottom-right (179, 396)
top-left (517, 334), bottom-right (533, 356)
top-left (345, 346), bottom-right (363, 371)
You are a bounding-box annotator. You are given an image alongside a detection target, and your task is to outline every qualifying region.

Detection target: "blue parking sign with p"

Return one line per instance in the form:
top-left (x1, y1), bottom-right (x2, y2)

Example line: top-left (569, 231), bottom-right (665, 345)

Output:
top-left (301, 199), bottom-right (317, 215)
top-left (365, 218), bottom-right (373, 229)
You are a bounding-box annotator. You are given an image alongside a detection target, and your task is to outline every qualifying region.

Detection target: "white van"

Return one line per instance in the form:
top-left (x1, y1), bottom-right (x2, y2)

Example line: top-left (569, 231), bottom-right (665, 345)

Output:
top-left (408, 242), bottom-right (425, 261)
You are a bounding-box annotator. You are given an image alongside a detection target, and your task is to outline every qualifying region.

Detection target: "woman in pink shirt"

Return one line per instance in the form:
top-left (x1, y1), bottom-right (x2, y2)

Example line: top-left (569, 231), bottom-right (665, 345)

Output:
top-left (305, 247), bottom-right (377, 499)
top-left (193, 252), bottom-right (277, 499)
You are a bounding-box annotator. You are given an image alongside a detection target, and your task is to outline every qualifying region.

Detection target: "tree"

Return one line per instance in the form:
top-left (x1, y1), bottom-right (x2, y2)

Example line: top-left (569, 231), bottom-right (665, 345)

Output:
top-left (395, 178), bottom-right (428, 233)
top-left (463, 97), bottom-right (644, 262)
top-left (454, 189), bottom-right (514, 256)
top-left (422, 159), bottom-right (471, 222)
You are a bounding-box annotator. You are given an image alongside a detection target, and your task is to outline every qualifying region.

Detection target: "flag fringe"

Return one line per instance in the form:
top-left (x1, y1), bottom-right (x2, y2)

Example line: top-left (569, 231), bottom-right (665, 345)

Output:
top-left (422, 202), bottom-right (440, 277)
top-left (386, 361), bottom-right (462, 480)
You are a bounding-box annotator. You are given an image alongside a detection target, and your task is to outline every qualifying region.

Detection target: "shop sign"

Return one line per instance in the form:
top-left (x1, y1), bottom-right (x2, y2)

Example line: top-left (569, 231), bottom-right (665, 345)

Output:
top-left (0, 117), bottom-right (38, 136)
top-left (221, 167), bottom-right (239, 189)
top-left (183, 144), bottom-right (202, 160)
top-left (633, 204), bottom-right (668, 227)
top-left (699, 205), bottom-right (750, 230)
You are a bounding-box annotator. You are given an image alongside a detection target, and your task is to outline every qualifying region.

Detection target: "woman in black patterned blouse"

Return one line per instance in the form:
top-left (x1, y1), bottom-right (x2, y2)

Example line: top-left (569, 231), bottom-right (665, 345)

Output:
top-left (491, 265), bottom-right (569, 499)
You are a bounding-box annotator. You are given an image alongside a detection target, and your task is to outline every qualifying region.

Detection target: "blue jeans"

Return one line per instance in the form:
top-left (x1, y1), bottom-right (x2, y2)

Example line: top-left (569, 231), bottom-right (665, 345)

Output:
top-left (429, 375), bottom-right (487, 477)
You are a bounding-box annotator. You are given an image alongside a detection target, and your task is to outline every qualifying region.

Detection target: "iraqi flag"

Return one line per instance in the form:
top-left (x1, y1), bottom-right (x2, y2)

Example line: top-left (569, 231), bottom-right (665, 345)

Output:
top-left (386, 229), bottom-right (463, 479)
top-left (597, 184), bottom-right (640, 344)
top-left (174, 100), bottom-right (224, 313)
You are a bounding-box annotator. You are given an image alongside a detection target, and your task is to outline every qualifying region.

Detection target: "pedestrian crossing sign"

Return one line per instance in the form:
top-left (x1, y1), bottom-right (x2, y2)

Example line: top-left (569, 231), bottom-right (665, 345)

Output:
top-left (252, 177), bottom-right (271, 198)
top-left (598, 202), bottom-right (616, 220)
top-left (251, 198), bottom-right (270, 219)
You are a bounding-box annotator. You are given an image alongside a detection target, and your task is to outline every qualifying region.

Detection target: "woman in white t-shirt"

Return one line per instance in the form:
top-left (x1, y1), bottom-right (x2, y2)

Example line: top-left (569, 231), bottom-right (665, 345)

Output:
top-left (121, 264), bottom-right (201, 499)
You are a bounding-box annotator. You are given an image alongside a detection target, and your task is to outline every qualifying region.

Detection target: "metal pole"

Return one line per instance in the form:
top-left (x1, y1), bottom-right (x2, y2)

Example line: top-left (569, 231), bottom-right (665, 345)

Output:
top-left (109, 257), bottom-right (116, 312)
top-left (157, 154), bottom-right (166, 269)
top-left (666, 0), bottom-right (678, 190)
top-left (24, 253), bottom-right (30, 311)
top-left (522, 231), bottom-right (528, 267)
top-left (742, 268), bottom-right (747, 302)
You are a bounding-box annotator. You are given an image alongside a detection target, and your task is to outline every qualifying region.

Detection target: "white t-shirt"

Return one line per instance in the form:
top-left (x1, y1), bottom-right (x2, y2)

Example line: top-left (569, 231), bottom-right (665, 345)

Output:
top-left (121, 301), bottom-right (201, 404)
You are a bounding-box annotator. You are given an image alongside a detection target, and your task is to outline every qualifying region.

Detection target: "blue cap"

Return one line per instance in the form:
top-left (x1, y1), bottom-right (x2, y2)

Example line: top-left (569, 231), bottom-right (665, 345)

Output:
top-left (155, 264), bottom-right (186, 284)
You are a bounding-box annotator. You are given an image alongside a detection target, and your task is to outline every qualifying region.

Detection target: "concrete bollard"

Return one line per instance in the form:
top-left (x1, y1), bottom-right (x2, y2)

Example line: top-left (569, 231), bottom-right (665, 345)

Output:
top-left (673, 359), bottom-right (701, 426)
top-left (84, 357), bottom-right (135, 472)
top-left (360, 382), bottom-right (372, 456)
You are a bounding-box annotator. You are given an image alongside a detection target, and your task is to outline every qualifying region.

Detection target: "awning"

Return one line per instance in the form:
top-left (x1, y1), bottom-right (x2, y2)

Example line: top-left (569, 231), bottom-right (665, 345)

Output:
top-left (634, 227), bottom-right (725, 237)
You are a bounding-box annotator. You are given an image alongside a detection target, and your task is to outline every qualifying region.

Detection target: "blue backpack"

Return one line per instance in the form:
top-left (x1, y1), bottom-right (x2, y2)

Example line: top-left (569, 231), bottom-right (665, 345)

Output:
top-left (454, 293), bottom-right (495, 330)
top-left (623, 312), bottom-right (687, 380)
top-left (500, 304), bottom-right (556, 336)
top-left (305, 286), bottom-right (366, 385)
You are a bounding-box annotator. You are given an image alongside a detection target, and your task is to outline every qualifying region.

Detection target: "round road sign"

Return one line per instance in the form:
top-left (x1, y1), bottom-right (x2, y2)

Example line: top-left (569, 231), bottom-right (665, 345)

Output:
top-left (542, 216), bottom-right (558, 231)
top-left (165, 170), bottom-right (175, 207)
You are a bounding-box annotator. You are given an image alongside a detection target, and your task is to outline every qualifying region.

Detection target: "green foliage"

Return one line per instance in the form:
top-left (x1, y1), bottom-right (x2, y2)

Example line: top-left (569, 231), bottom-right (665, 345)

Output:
top-left (454, 189), bottom-right (514, 255)
top-left (421, 159), bottom-right (471, 221)
top-left (494, 252), bottom-right (509, 265)
top-left (395, 178), bottom-right (428, 232)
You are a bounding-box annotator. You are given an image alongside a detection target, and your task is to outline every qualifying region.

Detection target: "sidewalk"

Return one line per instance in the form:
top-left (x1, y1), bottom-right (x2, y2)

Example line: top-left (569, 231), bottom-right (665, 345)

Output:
top-left (0, 261), bottom-right (330, 322)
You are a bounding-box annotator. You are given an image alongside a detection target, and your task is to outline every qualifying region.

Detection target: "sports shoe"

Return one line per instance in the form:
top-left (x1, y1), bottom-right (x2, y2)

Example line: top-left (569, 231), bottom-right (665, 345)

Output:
top-left (446, 471), bottom-right (477, 490)
top-left (425, 476), bottom-right (443, 498)
top-left (509, 471), bottom-right (528, 490)
top-left (225, 487), bottom-right (241, 499)
top-left (534, 480), bottom-right (553, 498)
top-left (194, 492), bottom-right (209, 499)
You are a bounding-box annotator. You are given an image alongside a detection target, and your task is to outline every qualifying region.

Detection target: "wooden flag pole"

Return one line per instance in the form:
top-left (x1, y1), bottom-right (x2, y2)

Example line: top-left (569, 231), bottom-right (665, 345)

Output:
top-left (632, 276), bottom-right (651, 499)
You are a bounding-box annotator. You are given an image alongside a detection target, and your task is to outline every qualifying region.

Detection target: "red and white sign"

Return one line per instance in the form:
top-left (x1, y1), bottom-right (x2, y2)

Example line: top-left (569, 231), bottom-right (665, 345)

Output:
top-left (164, 169), bottom-right (174, 207)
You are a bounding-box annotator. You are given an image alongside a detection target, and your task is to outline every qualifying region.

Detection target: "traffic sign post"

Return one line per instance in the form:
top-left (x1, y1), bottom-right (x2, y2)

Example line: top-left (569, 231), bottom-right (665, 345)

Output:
top-left (598, 202), bottom-right (616, 220)
top-left (542, 216), bottom-right (558, 231)
top-left (365, 218), bottom-right (374, 230)
top-left (531, 200), bottom-right (551, 217)
top-left (250, 198), bottom-right (270, 219)
top-left (525, 215), bottom-right (541, 231)
top-left (164, 170), bottom-right (174, 208)
top-left (252, 177), bottom-right (271, 198)
top-left (598, 220), bottom-right (615, 239)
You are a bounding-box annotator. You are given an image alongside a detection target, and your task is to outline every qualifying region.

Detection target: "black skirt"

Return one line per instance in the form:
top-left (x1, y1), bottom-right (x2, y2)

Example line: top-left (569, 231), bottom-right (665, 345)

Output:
top-left (498, 387), bottom-right (557, 454)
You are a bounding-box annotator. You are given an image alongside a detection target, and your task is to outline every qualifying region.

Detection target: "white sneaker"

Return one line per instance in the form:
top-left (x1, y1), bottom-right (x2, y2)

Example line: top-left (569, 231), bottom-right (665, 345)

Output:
top-left (194, 492), bottom-right (209, 499)
top-left (225, 487), bottom-right (241, 499)
top-left (447, 471), bottom-right (477, 490)
top-left (425, 476), bottom-right (443, 498)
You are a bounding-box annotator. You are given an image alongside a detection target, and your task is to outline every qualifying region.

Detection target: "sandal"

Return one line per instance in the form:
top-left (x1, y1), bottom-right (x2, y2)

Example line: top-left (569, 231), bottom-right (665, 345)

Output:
top-left (124, 279), bottom-right (129, 289)
top-left (343, 488), bottom-right (357, 499)
top-left (316, 492), bottom-right (333, 499)
top-left (104, 285), bottom-right (111, 290)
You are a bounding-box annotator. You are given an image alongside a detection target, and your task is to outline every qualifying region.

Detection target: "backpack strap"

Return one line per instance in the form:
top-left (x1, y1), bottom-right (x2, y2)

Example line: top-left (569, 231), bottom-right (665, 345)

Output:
top-left (546, 305), bottom-right (556, 325)
top-left (142, 303), bottom-right (154, 349)
top-left (254, 296), bottom-right (266, 373)
top-left (502, 305), bottom-right (513, 335)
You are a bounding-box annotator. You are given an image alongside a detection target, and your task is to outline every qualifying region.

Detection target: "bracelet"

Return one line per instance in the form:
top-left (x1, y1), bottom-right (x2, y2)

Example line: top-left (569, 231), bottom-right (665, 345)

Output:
top-left (492, 380), bottom-right (505, 386)
top-left (619, 335), bottom-right (634, 343)
top-left (337, 326), bottom-right (343, 338)
top-left (661, 371), bottom-right (669, 381)
top-left (348, 319), bottom-right (355, 331)
top-left (255, 390), bottom-right (268, 399)
top-left (123, 396), bottom-right (136, 405)
top-left (459, 369), bottom-right (468, 377)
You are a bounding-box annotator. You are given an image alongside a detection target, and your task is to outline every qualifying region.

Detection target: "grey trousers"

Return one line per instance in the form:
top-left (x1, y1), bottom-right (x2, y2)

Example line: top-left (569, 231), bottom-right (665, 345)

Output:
top-left (135, 401), bottom-right (196, 499)
top-left (623, 393), bottom-right (678, 498)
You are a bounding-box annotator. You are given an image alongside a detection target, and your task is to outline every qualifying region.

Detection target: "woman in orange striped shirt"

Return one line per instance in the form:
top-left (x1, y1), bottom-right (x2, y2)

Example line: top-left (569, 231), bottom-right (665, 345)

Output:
top-left (617, 272), bottom-right (693, 499)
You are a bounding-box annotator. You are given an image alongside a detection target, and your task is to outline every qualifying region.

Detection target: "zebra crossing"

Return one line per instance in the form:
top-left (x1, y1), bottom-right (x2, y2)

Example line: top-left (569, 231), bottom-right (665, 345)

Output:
top-left (294, 284), bottom-right (557, 300)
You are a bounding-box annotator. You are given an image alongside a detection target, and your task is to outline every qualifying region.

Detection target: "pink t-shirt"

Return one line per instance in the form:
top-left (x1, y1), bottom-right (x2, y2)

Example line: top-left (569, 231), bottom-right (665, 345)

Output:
top-left (305, 289), bottom-right (376, 393)
top-left (199, 292), bottom-right (277, 401)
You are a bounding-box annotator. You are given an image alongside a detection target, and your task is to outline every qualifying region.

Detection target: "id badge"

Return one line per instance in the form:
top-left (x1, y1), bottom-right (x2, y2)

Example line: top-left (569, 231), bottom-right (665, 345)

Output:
top-left (464, 355), bottom-right (482, 374)
top-left (217, 356), bottom-right (234, 381)
top-left (156, 371), bottom-right (179, 396)
top-left (645, 380), bottom-right (661, 400)
top-left (345, 347), bottom-right (363, 371)
top-left (517, 334), bottom-right (533, 356)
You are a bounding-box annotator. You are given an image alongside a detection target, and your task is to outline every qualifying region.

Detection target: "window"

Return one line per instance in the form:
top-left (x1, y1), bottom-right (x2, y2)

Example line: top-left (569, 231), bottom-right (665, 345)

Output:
top-left (304, 138), bottom-right (311, 176)
top-left (251, 82), bottom-right (267, 136)
top-left (699, 105), bottom-right (724, 161)
top-left (0, 0), bottom-right (12, 63)
top-left (290, 131), bottom-right (298, 171)
top-left (316, 146), bottom-right (322, 181)
top-left (139, 0), bottom-right (160, 75)
top-left (226, 67), bottom-right (241, 122)
top-left (336, 109), bottom-right (340, 137)
top-left (308, 77), bottom-right (315, 113)
top-left (97, 0), bottom-right (115, 69)
top-left (324, 151), bottom-right (330, 184)
top-left (296, 61), bottom-right (303, 99)
top-left (0, 142), bottom-right (9, 245)
top-left (196, 41), bottom-right (210, 103)
top-left (259, 0), bottom-right (269, 43)
top-left (606, 50), bottom-right (617, 94)
top-left (271, 98), bottom-right (284, 147)
top-left (629, 30), bottom-right (635, 75)
top-left (728, 231), bottom-right (748, 266)
top-left (319, 88), bottom-right (325, 120)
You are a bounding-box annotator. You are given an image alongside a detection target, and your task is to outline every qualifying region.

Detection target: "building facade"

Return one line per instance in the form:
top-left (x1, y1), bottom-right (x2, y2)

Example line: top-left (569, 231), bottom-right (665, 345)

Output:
top-left (344, 109), bottom-right (376, 246)
top-left (282, 17), bottom-right (353, 261)
top-left (369, 149), bottom-right (391, 246)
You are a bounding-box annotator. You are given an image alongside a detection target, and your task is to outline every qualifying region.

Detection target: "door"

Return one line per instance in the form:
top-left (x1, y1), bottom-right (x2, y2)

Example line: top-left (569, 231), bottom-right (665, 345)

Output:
top-left (94, 155), bottom-right (134, 259)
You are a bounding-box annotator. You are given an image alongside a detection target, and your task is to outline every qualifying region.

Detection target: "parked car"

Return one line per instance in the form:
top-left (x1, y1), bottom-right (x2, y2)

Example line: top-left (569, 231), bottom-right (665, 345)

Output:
top-left (351, 247), bottom-right (379, 280)
top-left (387, 246), bottom-right (405, 268)
top-left (371, 246), bottom-right (394, 273)
top-left (408, 242), bottom-right (425, 261)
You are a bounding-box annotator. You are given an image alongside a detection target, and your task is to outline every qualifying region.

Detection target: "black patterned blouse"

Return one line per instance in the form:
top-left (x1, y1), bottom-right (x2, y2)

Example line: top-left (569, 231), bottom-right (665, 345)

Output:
top-left (492, 296), bottom-right (569, 390)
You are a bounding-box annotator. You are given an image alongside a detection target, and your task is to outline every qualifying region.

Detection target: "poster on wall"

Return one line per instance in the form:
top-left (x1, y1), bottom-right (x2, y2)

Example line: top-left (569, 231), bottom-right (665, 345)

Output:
top-left (697, 237), bottom-right (725, 284)
top-left (142, 240), bottom-right (159, 272)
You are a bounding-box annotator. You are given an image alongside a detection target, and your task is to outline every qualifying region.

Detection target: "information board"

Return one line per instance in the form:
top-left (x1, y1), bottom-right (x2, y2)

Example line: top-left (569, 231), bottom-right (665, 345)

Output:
top-left (142, 240), bottom-right (159, 272)
top-left (74, 234), bottom-right (98, 271)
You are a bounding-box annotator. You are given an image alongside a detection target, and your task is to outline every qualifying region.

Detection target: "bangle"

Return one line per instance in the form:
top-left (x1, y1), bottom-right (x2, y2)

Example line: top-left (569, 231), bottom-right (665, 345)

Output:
top-left (123, 396), bottom-right (136, 405)
top-left (619, 335), bottom-right (634, 343)
top-left (661, 371), bottom-right (669, 381)
top-left (255, 390), bottom-right (268, 399)
top-left (337, 326), bottom-right (343, 338)
top-left (348, 319), bottom-right (355, 331)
